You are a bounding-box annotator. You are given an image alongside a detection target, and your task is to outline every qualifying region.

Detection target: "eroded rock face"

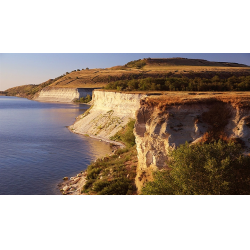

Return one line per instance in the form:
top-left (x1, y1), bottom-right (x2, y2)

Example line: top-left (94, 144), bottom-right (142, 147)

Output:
top-left (68, 90), bottom-right (250, 191)
top-left (35, 87), bottom-right (94, 103)
top-left (134, 99), bottom-right (250, 191)
top-left (69, 90), bottom-right (146, 142)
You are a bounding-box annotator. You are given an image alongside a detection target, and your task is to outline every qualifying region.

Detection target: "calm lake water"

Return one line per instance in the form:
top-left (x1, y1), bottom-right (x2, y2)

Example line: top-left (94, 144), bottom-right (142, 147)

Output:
top-left (0, 96), bottom-right (112, 195)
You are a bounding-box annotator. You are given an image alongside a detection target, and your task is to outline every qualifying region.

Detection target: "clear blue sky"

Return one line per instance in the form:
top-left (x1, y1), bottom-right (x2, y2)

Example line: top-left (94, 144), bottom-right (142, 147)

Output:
top-left (0, 53), bottom-right (250, 91)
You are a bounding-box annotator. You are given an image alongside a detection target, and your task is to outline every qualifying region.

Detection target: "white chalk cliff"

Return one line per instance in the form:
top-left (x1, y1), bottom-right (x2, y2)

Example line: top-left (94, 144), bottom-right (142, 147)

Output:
top-left (134, 96), bottom-right (250, 190)
top-left (69, 90), bottom-right (146, 144)
top-left (68, 90), bottom-right (250, 191)
top-left (34, 87), bottom-right (94, 103)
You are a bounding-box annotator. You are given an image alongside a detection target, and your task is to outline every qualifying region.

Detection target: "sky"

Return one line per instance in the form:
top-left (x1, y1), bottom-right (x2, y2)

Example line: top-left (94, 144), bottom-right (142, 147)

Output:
top-left (0, 53), bottom-right (250, 91)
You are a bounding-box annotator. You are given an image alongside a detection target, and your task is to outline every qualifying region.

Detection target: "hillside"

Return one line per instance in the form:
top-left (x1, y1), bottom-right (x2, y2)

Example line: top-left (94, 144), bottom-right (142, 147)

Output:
top-left (49, 58), bottom-right (249, 89)
top-left (144, 57), bottom-right (249, 67)
top-left (5, 79), bottom-right (54, 99)
top-left (61, 89), bottom-right (250, 195)
top-left (5, 57), bottom-right (250, 98)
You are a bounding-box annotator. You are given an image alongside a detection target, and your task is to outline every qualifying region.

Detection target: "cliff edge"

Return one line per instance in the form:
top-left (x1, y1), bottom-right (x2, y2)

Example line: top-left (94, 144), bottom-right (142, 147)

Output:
top-left (134, 92), bottom-right (250, 191)
top-left (69, 90), bottom-right (146, 144)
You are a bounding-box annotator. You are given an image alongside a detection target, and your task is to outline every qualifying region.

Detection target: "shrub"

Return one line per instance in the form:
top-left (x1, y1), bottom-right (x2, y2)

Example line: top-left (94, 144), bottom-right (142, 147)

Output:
top-left (98, 178), bottom-right (131, 195)
top-left (74, 94), bottom-right (92, 104)
top-left (142, 141), bottom-right (250, 195)
top-left (104, 75), bottom-right (250, 92)
top-left (92, 180), bottom-right (110, 192)
top-left (82, 146), bottom-right (138, 195)
top-left (82, 179), bottom-right (95, 191)
top-left (86, 167), bottom-right (101, 180)
top-left (125, 59), bottom-right (146, 69)
top-left (110, 119), bottom-right (136, 147)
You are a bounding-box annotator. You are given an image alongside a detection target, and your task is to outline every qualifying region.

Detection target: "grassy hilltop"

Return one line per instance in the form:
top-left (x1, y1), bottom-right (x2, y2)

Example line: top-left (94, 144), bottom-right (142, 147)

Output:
top-left (5, 57), bottom-right (250, 98)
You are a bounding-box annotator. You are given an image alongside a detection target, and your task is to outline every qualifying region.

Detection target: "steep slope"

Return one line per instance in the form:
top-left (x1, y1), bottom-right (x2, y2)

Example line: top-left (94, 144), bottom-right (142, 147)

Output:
top-left (69, 89), bottom-right (146, 144)
top-left (134, 92), bottom-right (250, 191)
top-left (34, 87), bottom-right (95, 103)
top-left (4, 58), bottom-right (250, 101)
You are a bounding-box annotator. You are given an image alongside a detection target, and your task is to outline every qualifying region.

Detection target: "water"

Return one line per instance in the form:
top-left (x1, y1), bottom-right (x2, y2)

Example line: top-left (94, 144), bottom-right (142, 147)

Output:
top-left (0, 96), bottom-right (112, 195)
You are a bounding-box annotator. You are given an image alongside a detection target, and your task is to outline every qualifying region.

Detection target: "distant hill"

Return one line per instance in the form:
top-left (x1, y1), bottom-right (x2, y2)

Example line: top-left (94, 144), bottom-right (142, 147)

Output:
top-left (5, 79), bottom-right (54, 99)
top-left (120, 57), bottom-right (249, 69)
top-left (5, 57), bottom-right (250, 98)
top-left (145, 57), bottom-right (249, 67)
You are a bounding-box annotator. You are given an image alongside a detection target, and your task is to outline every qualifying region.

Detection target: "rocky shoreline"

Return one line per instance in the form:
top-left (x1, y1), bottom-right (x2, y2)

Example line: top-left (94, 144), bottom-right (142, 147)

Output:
top-left (58, 172), bottom-right (87, 195)
top-left (58, 144), bottom-right (121, 195)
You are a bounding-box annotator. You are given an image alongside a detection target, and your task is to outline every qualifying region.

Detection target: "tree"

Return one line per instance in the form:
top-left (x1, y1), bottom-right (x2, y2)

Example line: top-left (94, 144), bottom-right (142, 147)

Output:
top-left (141, 141), bottom-right (250, 195)
top-left (212, 75), bottom-right (220, 83)
top-left (85, 94), bottom-right (91, 102)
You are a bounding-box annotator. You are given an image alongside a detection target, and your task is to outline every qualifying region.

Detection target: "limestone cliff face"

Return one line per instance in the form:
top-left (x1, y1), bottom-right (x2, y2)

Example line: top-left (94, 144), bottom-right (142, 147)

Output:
top-left (134, 95), bottom-right (250, 191)
top-left (34, 87), bottom-right (94, 103)
top-left (67, 90), bottom-right (250, 191)
top-left (69, 90), bottom-right (146, 144)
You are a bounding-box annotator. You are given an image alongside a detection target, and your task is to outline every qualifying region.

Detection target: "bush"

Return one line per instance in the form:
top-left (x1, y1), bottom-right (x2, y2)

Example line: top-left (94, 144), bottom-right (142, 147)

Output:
top-left (125, 59), bottom-right (146, 69)
top-left (110, 119), bottom-right (136, 147)
top-left (92, 180), bottom-right (110, 192)
top-left (98, 178), bottom-right (131, 195)
top-left (86, 167), bottom-right (101, 180)
top-left (82, 179), bottom-right (95, 191)
top-left (82, 146), bottom-right (138, 195)
top-left (104, 75), bottom-right (250, 92)
top-left (74, 94), bottom-right (92, 103)
top-left (142, 141), bottom-right (250, 195)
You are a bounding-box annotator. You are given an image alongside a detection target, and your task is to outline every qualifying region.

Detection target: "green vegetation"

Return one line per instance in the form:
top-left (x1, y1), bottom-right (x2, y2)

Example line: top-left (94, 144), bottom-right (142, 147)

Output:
top-left (105, 75), bottom-right (250, 91)
top-left (110, 119), bottom-right (136, 148)
top-left (73, 94), bottom-right (92, 103)
top-left (141, 141), bottom-right (250, 195)
top-left (82, 146), bottom-right (138, 195)
top-left (5, 74), bottom-right (66, 98)
top-left (82, 120), bottom-right (137, 195)
top-left (125, 59), bottom-right (147, 69)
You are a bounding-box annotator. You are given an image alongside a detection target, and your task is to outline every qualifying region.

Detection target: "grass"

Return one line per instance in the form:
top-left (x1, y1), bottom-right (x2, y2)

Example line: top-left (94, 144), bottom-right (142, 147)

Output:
top-left (110, 119), bottom-right (136, 148)
top-left (5, 79), bottom-right (54, 98)
top-left (7, 58), bottom-right (249, 94)
top-left (81, 120), bottom-right (138, 195)
top-left (82, 146), bottom-right (138, 195)
top-left (141, 92), bottom-right (250, 110)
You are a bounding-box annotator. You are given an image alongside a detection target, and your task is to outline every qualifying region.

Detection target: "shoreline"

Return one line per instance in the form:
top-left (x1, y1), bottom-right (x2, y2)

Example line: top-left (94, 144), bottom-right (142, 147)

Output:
top-left (60, 103), bottom-right (125, 195)
top-left (3, 95), bottom-right (120, 195)
top-left (68, 127), bottom-right (125, 147)
top-left (57, 142), bottom-right (121, 195)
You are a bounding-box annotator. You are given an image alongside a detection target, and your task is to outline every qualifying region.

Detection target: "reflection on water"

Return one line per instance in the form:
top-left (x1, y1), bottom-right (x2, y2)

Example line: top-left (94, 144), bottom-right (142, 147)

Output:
top-left (0, 96), bottom-right (112, 195)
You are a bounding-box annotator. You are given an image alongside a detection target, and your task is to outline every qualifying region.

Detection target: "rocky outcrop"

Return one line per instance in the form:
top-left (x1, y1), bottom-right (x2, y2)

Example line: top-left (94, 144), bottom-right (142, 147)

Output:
top-left (134, 94), bottom-right (250, 191)
top-left (68, 90), bottom-right (250, 192)
top-left (69, 90), bottom-right (146, 143)
top-left (34, 87), bottom-right (94, 103)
